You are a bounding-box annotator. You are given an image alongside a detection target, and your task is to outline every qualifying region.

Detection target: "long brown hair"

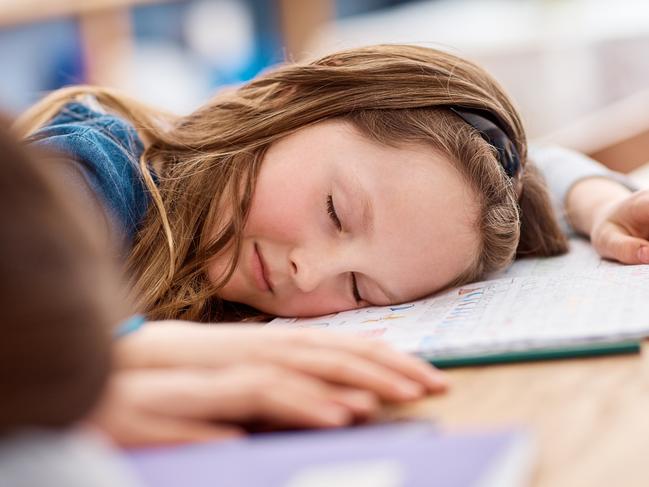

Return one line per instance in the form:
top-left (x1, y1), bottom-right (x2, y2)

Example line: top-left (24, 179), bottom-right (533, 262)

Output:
top-left (16, 44), bottom-right (568, 322)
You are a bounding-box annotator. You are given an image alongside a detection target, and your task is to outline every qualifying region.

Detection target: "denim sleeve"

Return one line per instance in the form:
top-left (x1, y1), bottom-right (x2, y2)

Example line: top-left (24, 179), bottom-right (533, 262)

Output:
top-left (26, 101), bottom-right (149, 244)
top-left (529, 145), bottom-right (639, 236)
top-left (42, 156), bottom-right (126, 251)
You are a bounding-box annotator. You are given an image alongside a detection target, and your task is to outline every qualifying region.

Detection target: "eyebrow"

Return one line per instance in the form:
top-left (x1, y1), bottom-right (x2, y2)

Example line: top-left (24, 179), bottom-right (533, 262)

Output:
top-left (343, 174), bottom-right (401, 304)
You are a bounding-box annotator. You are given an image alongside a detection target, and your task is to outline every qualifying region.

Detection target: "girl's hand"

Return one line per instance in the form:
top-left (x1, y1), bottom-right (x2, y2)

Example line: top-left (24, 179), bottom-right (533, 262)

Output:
top-left (589, 190), bottom-right (649, 264)
top-left (566, 177), bottom-right (649, 263)
top-left (91, 365), bottom-right (378, 447)
top-left (115, 323), bottom-right (447, 403)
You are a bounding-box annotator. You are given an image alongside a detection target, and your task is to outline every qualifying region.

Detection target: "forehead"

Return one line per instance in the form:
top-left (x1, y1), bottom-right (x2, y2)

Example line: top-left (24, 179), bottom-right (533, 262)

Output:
top-left (276, 120), bottom-right (481, 302)
top-left (336, 124), bottom-right (480, 300)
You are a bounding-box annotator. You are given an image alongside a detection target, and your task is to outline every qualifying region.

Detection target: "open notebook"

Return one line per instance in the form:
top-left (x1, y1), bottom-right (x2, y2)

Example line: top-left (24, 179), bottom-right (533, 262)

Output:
top-left (267, 238), bottom-right (649, 365)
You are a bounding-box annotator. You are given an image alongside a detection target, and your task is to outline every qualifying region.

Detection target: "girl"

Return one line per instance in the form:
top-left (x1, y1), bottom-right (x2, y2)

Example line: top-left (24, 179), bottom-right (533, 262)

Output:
top-left (16, 45), bottom-right (649, 444)
top-left (0, 116), bottom-right (393, 451)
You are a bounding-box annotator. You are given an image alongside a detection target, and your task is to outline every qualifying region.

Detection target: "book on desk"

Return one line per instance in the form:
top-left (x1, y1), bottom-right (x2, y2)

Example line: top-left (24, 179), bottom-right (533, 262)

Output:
top-left (268, 238), bottom-right (648, 366)
top-left (126, 422), bottom-right (534, 487)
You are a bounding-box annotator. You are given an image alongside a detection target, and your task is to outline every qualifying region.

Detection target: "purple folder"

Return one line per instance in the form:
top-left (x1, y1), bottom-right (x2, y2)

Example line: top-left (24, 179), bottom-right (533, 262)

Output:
top-left (126, 422), bottom-right (534, 487)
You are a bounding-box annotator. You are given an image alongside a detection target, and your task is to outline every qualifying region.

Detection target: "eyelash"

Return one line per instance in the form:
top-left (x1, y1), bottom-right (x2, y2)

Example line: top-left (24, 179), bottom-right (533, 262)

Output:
top-left (326, 194), bottom-right (342, 231)
top-left (326, 194), bottom-right (363, 304)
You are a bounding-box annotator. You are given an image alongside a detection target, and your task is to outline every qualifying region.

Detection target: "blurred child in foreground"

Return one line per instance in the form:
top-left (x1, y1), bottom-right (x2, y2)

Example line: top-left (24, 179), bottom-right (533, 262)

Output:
top-left (0, 117), bottom-right (139, 486)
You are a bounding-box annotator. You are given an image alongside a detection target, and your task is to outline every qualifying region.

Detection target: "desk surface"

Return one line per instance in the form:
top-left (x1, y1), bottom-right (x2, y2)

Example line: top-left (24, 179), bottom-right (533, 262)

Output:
top-left (394, 342), bottom-right (649, 487)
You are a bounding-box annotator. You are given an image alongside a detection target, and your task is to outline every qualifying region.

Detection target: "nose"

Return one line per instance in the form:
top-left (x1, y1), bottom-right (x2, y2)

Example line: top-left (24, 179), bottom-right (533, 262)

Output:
top-left (289, 245), bottom-right (348, 294)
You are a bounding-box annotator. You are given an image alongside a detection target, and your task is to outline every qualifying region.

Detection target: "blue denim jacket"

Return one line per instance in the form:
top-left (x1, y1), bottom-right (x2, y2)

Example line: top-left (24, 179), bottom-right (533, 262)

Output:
top-left (27, 101), bottom-right (150, 243)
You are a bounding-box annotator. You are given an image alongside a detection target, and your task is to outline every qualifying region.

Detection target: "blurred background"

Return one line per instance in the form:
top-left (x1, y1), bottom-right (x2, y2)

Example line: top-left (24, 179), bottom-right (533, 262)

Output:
top-left (1, 0), bottom-right (649, 172)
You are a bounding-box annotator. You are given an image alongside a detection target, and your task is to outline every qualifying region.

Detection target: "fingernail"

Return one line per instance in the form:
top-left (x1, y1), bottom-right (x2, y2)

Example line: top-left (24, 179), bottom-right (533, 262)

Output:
top-left (320, 406), bottom-right (351, 426)
top-left (427, 371), bottom-right (449, 389)
top-left (638, 246), bottom-right (649, 263)
top-left (342, 391), bottom-right (377, 412)
top-left (397, 381), bottom-right (424, 399)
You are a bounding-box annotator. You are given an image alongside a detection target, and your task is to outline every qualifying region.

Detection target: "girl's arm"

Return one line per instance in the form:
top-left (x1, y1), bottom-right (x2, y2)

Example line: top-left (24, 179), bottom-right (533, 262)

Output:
top-left (567, 180), bottom-right (649, 264)
top-left (564, 176), bottom-right (632, 236)
top-left (532, 145), bottom-right (649, 264)
top-left (529, 145), bottom-right (638, 235)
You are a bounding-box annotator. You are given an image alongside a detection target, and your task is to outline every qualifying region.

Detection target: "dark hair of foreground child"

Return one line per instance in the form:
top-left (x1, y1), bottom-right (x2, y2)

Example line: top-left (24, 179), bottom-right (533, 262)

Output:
top-left (0, 117), bottom-right (121, 433)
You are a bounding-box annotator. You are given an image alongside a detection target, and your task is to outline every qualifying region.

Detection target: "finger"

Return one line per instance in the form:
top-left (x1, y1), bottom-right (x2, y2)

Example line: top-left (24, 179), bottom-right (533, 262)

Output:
top-left (125, 416), bottom-right (243, 447)
top-left (329, 388), bottom-right (380, 420)
top-left (276, 330), bottom-right (448, 393)
top-left (234, 366), bottom-right (382, 425)
top-left (252, 382), bottom-right (352, 428)
top-left (211, 365), bottom-right (367, 428)
top-left (266, 347), bottom-right (428, 402)
top-left (597, 226), bottom-right (649, 264)
top-left (136, 366), bottom-right (366, 428)
top-left (343, 340), bottom-right (449, 394)
top-left (93, 405), bottom-right (243, 447)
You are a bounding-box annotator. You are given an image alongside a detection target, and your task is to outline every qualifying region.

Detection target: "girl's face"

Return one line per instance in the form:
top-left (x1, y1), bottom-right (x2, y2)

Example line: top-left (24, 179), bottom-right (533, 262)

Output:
top-left (208, 120), bottom-right (480, 317)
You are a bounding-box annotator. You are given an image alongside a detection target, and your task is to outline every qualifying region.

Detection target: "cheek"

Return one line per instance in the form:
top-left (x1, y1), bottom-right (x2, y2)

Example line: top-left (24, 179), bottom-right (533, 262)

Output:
top-left (244, 180), bottom-right (314, 240)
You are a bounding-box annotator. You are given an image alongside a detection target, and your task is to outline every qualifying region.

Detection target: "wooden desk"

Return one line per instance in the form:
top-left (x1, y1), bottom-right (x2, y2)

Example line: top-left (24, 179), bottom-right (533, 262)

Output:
top-left (391, 344), bottom-right (649, 486)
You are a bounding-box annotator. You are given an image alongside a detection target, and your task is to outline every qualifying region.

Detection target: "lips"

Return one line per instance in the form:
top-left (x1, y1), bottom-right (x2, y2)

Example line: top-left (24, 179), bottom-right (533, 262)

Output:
top-left (253, 243), bottom-right (273, 293)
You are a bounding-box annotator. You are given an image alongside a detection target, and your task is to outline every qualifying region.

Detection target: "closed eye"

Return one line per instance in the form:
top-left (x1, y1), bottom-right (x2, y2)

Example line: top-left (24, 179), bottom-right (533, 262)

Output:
top-left (326, 194), bottom-right (342, 231)
top-left (351, 272), bottom-right (363, 305)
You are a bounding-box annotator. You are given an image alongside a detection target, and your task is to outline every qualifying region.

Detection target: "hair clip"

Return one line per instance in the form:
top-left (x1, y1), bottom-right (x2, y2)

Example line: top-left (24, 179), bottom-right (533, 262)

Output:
top-left (448, 106), bottom-right (521, 180)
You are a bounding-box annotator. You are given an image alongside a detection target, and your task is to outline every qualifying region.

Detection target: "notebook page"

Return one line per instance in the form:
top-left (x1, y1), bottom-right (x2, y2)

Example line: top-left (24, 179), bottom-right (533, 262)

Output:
top-left (488, 237), bottom-right (609, 280)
